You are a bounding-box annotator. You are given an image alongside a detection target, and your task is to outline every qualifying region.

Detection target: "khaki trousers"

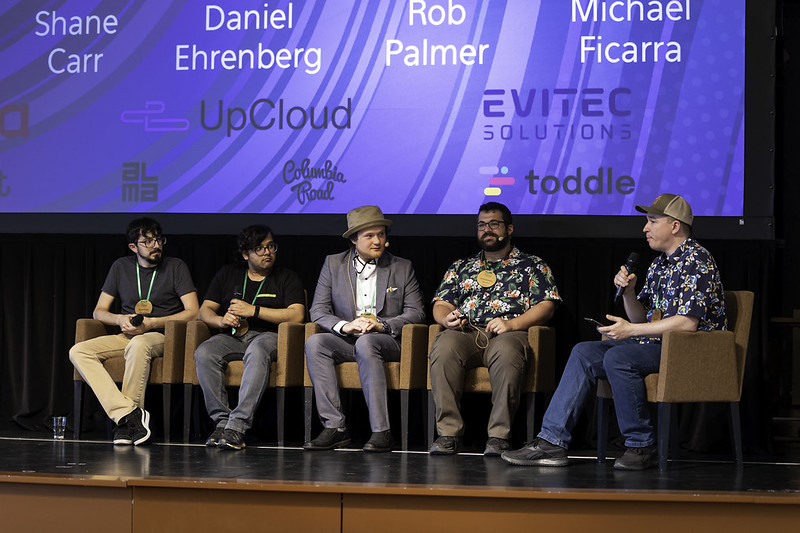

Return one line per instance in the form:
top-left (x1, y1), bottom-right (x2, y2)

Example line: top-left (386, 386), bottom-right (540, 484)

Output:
top-left (429, 329), bottom-right (529, 440)
top-left (69, 332), bottom-right (164, 423)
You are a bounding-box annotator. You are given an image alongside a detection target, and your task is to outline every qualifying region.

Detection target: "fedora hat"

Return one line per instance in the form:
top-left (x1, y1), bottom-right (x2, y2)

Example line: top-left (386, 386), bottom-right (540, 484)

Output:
top-left (635, 193), bottom-right (693, 226)
top-left (342, 206), bottom-right (393, 239)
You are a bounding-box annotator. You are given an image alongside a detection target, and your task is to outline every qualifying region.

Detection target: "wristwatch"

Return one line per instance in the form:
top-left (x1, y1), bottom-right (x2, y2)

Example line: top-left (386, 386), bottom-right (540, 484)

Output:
top-left (378, 318), bottom-right (391, 335)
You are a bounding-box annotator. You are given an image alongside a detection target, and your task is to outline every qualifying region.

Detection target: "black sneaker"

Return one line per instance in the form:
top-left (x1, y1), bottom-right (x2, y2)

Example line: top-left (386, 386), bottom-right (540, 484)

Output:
top-left (112, 423), bottom-right (132, 445)
top-left (429, 436), bottom-right (460, 455)
top-left (122, 407), bottom-right (151, 446)
top-left (303, 427), bottom-right (351, 450)
top-left (501, 438), bottom-right (568, 466)
top-left (483, 437), bottom-right (510, 457)
top-left (205, 427), bottom-right (225, 447)
top-left (363, 430), bottom-right (393, 453)
top-left (218, 428), bottom-right (246, 450)
top-left (613, 445), bottom-right (658, 471)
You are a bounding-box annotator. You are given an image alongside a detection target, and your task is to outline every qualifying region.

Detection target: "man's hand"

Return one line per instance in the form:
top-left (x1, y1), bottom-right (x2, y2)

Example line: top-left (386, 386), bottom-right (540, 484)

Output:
top-left (342, 316), bottom-right (382, 335)
top-left (598, 314), bottom-right (636, 341)
top-left (119, 314), bottom-right (150, 336)
top-left (614, 266), bottom-right (638, 298)
top-left (228, 298), bottom-right (254, 319)
top-left (443, 309), bottom-right (468, 331)
top-left (485, 317), bottom-right (514, 335)
top-left (221, 310), bottom-right (241, 329)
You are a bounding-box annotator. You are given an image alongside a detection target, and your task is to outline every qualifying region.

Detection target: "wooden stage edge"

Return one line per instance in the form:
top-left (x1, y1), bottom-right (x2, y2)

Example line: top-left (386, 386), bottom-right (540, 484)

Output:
top-left (3, 467), bottom-right (800, 533)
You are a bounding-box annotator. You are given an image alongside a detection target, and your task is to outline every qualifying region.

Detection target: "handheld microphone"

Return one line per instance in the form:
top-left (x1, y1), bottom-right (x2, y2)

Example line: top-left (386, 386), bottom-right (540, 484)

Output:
top-left (614, 252), bottom-right (640, 304)
top-left (130, 314), bottom-right (144, 327)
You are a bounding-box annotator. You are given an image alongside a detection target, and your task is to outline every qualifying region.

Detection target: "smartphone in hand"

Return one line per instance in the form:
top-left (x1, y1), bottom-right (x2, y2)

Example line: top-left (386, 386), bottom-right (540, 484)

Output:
top-left (583, 317), bottom-right (609, 327)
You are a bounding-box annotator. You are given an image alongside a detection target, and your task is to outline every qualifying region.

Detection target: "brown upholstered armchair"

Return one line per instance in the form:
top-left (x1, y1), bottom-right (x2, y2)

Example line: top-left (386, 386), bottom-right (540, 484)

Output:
top-left (182, 320), bottom-right (306, 445)
top-left (425, 323), bottom-right (557, 446)
top-left (302, 322), bottom-right (430, 450)
top-left (72, 318), bottom-right (187, 441)
top-left (596, 290), bottom-right (755, 470)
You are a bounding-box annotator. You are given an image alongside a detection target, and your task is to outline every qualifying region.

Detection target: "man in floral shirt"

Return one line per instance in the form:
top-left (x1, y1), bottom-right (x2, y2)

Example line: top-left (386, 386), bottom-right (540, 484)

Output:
top-left (502, 193), bottom-right (726, 471)
top-left (428, 202), bottom-right (561, 456)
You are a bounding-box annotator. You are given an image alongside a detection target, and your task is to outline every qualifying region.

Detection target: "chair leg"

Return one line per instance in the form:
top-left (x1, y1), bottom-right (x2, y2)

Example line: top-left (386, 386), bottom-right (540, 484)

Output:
top-left (669, 404), bottom-right (679, 462)
top-left (597, 396), bottom-right (611, 463)
top-left (162, 383), bottom-right (171, 443)
top-left (657, 402), bottom-right (671, 471)
top-left (401, 389), bottom-right (409, 451)
top-left (276, 387), bottom-right (286, 447)
top-left (304, 386), bottom-right (314, 444)
top-left (427, 390), bottom-right (436, 447)
top-left (526, 392), bottom-right (537, 443)
top-left (183, 384), bottom-right (192, 442)
top-left (73, 380), bottom-right (84, 440)
top-left (729, 401), bottom-right (743, 466)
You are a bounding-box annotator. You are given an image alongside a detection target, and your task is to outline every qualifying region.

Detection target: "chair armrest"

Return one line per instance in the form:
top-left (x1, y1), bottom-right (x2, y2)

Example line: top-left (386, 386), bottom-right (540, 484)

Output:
top-left (303, 322), bottom-right (322, 387)
top-left (657, 329), bottom-right (738, 402)
top-left (161, 320), bottom-right (187, 384)
top-left (183, 321), bottom-right (212, 384)
top-left (275, 322), bottom-right (306, 387)
top-left (75, 318), bottom-right (111, 344)
top-left (525, 326), bottom-right (556, 393)
top-left (399, 324), bottom-right (430, 389)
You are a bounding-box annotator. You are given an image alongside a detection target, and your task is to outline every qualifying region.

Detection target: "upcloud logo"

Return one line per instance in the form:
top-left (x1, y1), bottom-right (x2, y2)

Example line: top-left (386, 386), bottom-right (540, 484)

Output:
top-left (201, 99), bottom-right (352, 137)
top-left (283, 158), bottom-right (346, 205)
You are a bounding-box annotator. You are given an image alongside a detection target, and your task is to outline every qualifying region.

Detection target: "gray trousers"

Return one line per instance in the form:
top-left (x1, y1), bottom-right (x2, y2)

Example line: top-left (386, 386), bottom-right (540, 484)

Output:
top-left (305, 332), bottom-right (401, 432)
top-left (194, 330), bottom-right (278, 434)
top-left (429, 329), bottom-right (529, 440)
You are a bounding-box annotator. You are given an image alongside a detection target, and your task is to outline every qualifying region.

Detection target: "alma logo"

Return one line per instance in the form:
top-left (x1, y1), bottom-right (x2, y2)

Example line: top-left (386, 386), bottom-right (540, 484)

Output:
top-left (0, 103), bottom-right (29, 138)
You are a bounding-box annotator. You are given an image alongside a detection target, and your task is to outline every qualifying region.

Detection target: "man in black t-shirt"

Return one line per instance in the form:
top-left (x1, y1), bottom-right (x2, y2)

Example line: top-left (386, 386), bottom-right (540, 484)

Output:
top-left (194, 225), bottom-right (305, 450)
top-left (70, 218), bottom-right (199, 446)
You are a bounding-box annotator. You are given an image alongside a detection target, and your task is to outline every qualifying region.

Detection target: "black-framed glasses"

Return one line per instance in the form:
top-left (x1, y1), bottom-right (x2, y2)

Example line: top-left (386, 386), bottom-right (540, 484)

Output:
top-left (252, 242), bottom-right (278, 256)
top-left (137, 236), bottom-right (166, 249)
top-left (476, 220), bottom-right (505, 231)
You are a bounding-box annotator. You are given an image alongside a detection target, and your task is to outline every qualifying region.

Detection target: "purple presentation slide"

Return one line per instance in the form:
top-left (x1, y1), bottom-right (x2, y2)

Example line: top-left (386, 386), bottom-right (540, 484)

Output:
top-left (0, 0), bottom-right (745, 215)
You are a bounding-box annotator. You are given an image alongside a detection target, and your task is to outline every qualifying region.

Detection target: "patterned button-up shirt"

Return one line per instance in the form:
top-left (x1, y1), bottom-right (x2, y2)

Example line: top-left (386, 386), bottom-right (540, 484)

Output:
top-left (636, 238), bottom-right (727, 343)
top-left (433, 246), bottom-right (561, 328)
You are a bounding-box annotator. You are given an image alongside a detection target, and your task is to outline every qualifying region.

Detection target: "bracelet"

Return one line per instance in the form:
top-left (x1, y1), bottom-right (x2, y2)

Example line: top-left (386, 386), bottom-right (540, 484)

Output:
top-left (253, 305), bottom-right (261, 319)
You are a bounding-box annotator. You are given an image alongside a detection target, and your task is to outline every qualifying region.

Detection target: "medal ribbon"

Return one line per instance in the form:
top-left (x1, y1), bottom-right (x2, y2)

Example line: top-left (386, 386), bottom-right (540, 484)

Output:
top-left (136, 264), bottom-right (157, 304)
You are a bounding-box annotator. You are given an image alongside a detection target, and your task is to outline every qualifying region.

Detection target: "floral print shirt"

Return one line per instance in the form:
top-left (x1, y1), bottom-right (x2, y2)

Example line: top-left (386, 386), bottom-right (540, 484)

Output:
top-left (636, 238), bottom-right (727, 344)
top-left (433, 246), bottom-right (561, 328)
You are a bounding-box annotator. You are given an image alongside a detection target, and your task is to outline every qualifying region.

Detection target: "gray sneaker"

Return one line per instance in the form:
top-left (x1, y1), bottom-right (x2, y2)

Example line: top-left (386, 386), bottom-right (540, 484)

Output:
top-left (501, 438), bottom-right (568, 466)
top-left (613, 445), bottom-right (658, 471)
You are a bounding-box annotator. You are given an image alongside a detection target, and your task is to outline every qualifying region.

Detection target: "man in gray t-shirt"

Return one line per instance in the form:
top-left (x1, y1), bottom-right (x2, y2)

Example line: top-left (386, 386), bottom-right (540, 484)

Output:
top-left (70, 218), bottom-right (198, 446)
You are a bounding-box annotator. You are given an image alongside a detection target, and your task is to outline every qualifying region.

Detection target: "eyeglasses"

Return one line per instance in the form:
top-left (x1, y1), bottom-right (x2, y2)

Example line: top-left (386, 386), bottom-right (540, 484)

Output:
top-left (476, 220), bottom-right (505, 231)
top-left (252, 242), bottom-right (278, 256)
top-left (137, 237), bottom-right (166, 249)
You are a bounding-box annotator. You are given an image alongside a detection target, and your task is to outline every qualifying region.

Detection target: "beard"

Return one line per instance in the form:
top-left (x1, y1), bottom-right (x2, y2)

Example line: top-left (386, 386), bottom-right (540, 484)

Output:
top-left (141, 250), bottom-right (163, 266)
top-left (478, 234), bottom-right (506, 252)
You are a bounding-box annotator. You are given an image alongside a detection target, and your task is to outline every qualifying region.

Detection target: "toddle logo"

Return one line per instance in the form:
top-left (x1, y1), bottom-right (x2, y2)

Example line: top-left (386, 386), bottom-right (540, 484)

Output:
top-left (283, 158), bottom-right (347, 205)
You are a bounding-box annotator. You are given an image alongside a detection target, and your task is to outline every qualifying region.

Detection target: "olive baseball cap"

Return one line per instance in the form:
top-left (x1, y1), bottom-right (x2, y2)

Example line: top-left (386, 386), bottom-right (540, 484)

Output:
top-left (635, 194), bottom-right (693, 226)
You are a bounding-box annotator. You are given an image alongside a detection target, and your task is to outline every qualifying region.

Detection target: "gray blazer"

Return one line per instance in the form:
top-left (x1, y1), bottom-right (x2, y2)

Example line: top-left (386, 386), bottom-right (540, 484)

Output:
top-left (309, 250), bottom-right (425, 338)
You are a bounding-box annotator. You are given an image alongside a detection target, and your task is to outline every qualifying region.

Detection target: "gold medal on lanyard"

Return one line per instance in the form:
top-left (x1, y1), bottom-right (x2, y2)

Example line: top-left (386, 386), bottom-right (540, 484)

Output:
top-left (476, 270), bottom-right (497, 288)
top-left (651, 309), bottom-right (663, 321)
top-left (135, 264), bottom-right (157, 315)
top-left (232, 271), bottom-right (266, 338)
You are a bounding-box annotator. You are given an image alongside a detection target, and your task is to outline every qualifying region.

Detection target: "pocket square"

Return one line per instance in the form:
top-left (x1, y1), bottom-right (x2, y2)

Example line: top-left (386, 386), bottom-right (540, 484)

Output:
top-left (386, 287), bottom-right (397, 293)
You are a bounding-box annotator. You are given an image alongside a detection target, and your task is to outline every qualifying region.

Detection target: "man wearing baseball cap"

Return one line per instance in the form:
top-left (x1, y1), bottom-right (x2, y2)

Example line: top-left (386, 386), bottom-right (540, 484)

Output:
top-left (304, 206), bottom-right (425, 452)
top-left (502, 193), bottom-right (727, 470)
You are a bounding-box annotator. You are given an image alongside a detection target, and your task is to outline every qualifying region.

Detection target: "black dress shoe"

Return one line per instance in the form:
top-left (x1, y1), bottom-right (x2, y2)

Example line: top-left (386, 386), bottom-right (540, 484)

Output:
top-left (429, 436), bottom-right (460, 455)
top-left (483, 437), bottom-right (510, 457)
top-left (363, 430), bottom-right (393, 453)
top-left (303, 427), bottom-right (351, 451)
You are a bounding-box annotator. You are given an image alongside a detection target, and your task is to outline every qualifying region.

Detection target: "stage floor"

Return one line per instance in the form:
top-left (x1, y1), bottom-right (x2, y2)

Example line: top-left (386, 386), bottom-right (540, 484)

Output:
top-left (2, 436), bottom-right (800, 495)
top-left (3, 437), bottom-right (800, 532)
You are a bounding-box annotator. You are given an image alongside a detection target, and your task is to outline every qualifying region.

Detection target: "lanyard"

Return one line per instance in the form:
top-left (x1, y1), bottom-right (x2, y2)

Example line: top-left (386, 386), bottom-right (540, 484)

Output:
top-left (242, 270), bottom-right (267, 305)
top-left (136, 264), bottom-right (157, 302)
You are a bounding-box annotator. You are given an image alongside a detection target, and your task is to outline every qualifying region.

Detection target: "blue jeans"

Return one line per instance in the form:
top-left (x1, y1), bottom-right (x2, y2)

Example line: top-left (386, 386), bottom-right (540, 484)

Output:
top-left (539, 339), bottom-right (662, 449)
top-left (194, 330), bottom-right (278, 434)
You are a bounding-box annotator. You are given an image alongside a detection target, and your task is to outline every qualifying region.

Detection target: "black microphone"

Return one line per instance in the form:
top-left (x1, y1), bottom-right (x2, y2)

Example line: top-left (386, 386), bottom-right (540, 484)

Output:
top-left (614, 252), bottom-right (640, 304)
top-left (130, 314), bottom-right (144, 327)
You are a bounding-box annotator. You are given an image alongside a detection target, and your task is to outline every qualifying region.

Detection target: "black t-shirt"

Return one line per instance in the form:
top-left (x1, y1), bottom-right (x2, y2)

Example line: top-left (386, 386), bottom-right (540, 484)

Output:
top-left (204, 264), bottom-right (304, 333)
top-left (101, 256), bottom-right (196, 316)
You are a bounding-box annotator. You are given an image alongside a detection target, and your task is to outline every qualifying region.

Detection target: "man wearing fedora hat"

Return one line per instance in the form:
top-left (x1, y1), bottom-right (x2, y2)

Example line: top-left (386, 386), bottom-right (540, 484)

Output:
top-left (502, 193), bottom-right (727, 471)
top-left (304, 206), bottom-right (425, 452)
